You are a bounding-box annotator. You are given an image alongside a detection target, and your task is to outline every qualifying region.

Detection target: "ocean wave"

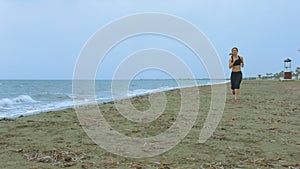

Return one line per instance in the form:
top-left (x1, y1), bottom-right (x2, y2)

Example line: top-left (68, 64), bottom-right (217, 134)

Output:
top-left (0, 95), bottom-right (37, 107)
top-left (0, 98), bottom-right (14, 107)
top-left (0, 100), bottom-right (76, 118)
top-left (127, 86), bottom-right (178, 98)
top-left (14, 95), bottom-right (37, 103)
top-left (33, 93), bottom-right (72, 101)
top-left (94, 97), bottom-right (112, 103)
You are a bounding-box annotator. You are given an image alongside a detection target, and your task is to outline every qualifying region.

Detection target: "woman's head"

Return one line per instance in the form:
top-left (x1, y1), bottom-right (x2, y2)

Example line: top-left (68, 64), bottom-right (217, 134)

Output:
top-left (231, 47), bottom-right (238, 55)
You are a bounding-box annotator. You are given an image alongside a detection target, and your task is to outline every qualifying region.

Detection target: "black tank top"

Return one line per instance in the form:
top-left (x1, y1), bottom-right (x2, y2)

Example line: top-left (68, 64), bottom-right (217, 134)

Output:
top-left (232, 56), bottom-right (242, 66)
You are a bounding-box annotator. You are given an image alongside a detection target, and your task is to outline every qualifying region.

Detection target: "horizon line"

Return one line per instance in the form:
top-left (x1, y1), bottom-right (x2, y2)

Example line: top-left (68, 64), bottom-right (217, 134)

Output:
top-left (0, 77), bottom-right (257, 81)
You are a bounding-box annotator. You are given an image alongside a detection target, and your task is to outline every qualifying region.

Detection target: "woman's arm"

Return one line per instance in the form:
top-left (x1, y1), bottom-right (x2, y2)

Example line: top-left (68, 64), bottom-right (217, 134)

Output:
top-left (241, 56), bottom-right (245, 67)
top-left (229, 58), bottom-right (236, 68)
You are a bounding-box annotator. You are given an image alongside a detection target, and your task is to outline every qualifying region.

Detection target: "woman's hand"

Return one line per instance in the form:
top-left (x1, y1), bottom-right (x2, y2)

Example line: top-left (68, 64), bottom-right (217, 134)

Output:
top-left (232, 57), bottom-right (238, 63)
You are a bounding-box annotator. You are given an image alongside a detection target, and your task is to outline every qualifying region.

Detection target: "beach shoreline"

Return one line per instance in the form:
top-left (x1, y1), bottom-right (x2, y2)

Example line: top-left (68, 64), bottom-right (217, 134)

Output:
top-left (0, 80), bottom-right (299, 168)
top-left (0, 79), bottom-right (229, 119)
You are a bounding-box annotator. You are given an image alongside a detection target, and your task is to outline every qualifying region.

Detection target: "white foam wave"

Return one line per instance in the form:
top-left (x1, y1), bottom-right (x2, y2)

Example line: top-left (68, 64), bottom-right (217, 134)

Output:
top-left (127, 86), bottom-right (178, 98)
top-left (0, 95), bottom-right (37, 107)
top-left (0, 98), bottom-right (14, 107)
top-left (13, 95), bottom-right (37, 103)
top-left (0, 100), bottom-right (76, 118)
top-left (95, 97), bottom-right (112, 102)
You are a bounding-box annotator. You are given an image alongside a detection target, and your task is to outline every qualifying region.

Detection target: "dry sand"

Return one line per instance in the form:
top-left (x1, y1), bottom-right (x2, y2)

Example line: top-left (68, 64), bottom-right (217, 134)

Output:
top-left (0, 80), bottom-right (299, 169)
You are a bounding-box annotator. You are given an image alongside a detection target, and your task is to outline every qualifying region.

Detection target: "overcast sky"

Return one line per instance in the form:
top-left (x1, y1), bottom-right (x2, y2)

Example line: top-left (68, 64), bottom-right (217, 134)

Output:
top-left (1, 0), bottom-right (300, 79)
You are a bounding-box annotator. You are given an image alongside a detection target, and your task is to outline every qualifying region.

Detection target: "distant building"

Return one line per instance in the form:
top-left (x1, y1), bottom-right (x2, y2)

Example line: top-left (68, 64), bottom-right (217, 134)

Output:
top-left (258, 74), bottom-right (262, 79)
top-left (284, 58), bottom-right (292, 79)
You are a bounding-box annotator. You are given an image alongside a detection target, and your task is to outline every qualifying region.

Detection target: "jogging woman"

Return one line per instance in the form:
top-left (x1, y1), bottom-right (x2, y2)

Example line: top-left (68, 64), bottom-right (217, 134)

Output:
top-left (229, 47), bottom-right (244, 103)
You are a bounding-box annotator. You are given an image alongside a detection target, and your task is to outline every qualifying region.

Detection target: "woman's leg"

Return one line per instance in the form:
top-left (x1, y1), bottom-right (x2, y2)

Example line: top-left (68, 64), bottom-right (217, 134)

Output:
top-left (234, 72), bottom-right (243, 100)
top-left (235, 89), bottom-right (239, 100)
top-left (230, 72), bottom-right (236, 94)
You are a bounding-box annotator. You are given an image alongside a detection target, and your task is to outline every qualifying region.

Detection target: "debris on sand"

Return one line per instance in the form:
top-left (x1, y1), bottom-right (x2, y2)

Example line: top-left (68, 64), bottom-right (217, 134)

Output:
top-left (0, 118), bottom-right (15, 121)
top-left (23, 150), bottom-right (88, 167)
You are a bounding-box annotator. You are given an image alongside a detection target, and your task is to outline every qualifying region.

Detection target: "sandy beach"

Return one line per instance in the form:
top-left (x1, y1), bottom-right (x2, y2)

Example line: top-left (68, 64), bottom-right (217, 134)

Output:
top-left (0, 80), bottom-right (299, 169)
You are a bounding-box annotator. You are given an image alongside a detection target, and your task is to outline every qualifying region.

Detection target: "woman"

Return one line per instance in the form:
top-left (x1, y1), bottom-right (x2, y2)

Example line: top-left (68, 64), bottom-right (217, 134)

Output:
top-left (229, 47), bottom-right (244, 103)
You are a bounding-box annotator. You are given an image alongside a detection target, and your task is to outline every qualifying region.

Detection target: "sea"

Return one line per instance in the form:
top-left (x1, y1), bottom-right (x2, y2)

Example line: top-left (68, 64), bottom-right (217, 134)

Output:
top-left (0, 79), bottom-right (227, 118)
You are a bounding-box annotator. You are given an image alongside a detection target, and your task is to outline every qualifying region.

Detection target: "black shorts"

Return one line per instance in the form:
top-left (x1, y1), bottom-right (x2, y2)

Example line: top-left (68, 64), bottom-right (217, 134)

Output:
top-left (231, 71), bottom-right (242, 90)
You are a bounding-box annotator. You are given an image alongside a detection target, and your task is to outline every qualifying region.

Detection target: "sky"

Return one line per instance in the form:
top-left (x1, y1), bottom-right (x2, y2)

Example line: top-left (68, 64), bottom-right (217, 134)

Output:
top-left (1, 0), bottom-right (300, 80)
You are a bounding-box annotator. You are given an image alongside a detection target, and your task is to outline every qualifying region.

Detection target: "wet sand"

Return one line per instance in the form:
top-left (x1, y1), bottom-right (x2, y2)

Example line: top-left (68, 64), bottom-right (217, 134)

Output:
top-left (0, 80), bottom-right (299, 168)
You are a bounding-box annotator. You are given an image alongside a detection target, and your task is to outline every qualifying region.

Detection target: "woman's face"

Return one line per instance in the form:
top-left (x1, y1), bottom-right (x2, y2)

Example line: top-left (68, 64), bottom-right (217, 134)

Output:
top-left (232, 48), bottom-right (238, 55)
